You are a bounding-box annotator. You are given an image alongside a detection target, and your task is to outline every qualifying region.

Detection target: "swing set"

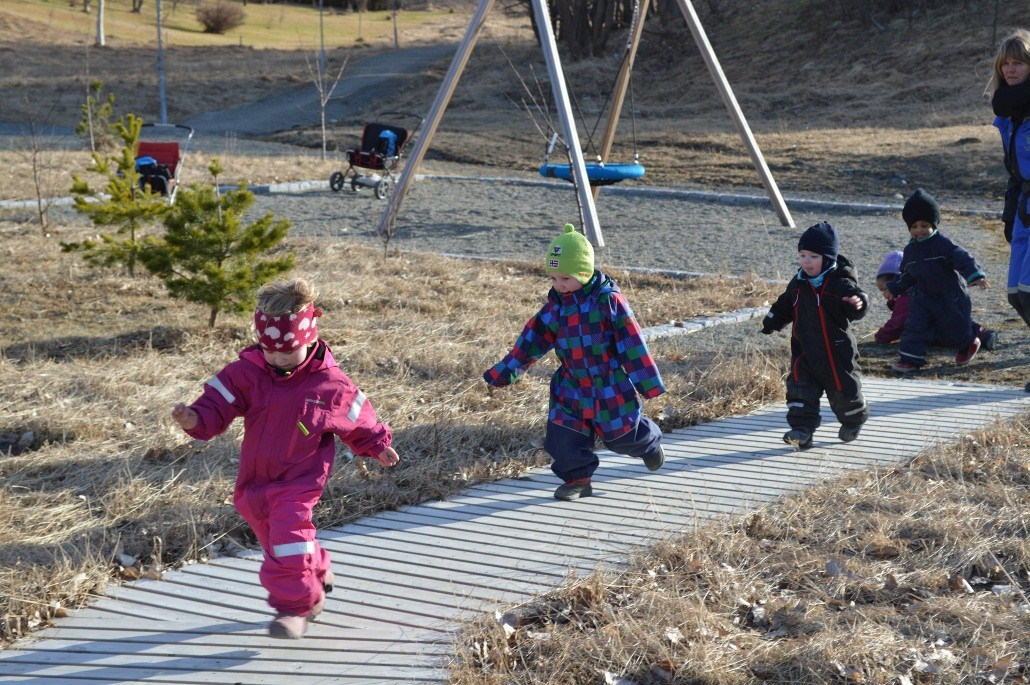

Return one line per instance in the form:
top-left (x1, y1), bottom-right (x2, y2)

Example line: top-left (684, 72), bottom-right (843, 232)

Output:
top-left (376, 0), bottom-right (795, 248)
top-left (537, 0), bottom-right (648, 189)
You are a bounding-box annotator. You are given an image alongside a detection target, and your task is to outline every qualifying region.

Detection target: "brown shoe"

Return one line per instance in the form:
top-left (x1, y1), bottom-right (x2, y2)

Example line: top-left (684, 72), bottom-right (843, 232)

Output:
top-left (269, 613), bottom-right (307, 639)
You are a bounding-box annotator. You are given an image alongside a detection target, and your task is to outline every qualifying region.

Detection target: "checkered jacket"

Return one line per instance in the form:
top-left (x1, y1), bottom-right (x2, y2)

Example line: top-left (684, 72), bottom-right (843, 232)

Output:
top-left (484, 271), bottom-right (665, 439)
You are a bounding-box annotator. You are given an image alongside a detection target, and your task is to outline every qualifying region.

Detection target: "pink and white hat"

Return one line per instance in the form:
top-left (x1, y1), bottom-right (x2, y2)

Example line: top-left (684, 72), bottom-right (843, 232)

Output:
top-left (254, 303), bottom-right (321, 351)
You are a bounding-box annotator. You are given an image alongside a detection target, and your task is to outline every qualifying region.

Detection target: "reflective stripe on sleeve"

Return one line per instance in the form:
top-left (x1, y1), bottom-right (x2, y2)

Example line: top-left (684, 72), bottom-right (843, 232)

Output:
top-left (348, 391), bottom-right (366, 422)
top-left (206, 376), bottom-right (236, 404)
top-left (272, 541), bottom-right (315, 558)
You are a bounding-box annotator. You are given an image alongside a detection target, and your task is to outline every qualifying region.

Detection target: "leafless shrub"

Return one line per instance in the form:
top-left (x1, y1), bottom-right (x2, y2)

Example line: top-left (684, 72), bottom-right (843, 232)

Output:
top-left (194, 2), bottom-right (245, 34)
top-left (16, 97), bottom-right (64, 232)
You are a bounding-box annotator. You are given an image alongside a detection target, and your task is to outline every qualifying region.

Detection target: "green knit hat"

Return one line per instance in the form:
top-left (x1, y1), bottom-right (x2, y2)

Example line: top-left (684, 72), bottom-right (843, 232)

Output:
top-left (545, 223), bottom-right (594, 284)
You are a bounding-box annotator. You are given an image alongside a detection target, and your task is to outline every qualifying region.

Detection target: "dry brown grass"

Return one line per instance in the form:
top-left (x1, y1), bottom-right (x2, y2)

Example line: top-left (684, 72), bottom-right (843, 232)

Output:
top-left (449, 416), bottom-right (1030, 684)
top-left (4, 0), bottom-right (1030, 673)
top-left (0, 220), bottom-right (778, 647)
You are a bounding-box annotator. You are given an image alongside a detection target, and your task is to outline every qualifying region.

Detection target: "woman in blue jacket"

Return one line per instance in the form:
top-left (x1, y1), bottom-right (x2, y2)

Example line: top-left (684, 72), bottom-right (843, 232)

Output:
top-left (991, 30), bottom-right (1030, 391)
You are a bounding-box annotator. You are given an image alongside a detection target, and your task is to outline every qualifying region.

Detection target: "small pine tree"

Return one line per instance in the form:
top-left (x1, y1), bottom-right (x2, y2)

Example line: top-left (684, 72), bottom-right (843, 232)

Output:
top-left (138, 160), bottom-right (295, 327)
top-left (76, 80), bottom-right (118, 153)
top-left (64, 113), bottom-right (169, 276)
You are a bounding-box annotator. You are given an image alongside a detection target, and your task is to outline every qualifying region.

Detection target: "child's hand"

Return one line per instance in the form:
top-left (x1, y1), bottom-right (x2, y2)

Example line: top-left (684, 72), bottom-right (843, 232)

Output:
top-left (373, 446), bottom-right (400, 468)
top-left (844, 295), bottom-right (864, 310)
top-left (973, 277), bottom-right (991, 290)
top-left (171, 403), bottom-right (198, 431)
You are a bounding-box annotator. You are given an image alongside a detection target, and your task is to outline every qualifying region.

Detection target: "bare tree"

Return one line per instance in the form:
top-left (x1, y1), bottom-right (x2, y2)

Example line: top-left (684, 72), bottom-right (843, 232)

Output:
top-left (18, 98), bottom-right (63, 233)
top-left (515, 0), bottom-right (637, 59)
top-left (306, 51), bottom-right (350, 161)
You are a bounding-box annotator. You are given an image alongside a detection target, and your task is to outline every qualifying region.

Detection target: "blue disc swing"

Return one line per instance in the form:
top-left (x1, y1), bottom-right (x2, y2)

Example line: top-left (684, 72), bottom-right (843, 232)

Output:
top-left (538, 21), bottom-right (646, 188)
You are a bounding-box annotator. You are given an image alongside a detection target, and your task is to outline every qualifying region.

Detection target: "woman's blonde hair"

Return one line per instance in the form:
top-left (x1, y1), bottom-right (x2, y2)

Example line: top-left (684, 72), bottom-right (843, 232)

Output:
top-left (255, 278), bottom-right (318, 318)
top-left (990, 29), bottom-right (1030, 93)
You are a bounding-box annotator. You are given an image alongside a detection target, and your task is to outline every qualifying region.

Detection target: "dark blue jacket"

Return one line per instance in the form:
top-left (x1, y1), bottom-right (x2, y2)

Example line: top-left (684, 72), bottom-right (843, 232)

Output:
top-left (887, 230), bottom-right (985, 301)
top-left (763, 255), bottom-right (868, 394)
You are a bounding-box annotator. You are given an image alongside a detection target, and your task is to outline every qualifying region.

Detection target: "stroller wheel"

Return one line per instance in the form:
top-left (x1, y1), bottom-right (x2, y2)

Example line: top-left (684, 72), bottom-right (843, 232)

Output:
top-left (329, 171), bottom-right (345, 192)
top-left (374, 178), bottom-right (392, 200)
top-left (351, 176), bottom-right (361, 192)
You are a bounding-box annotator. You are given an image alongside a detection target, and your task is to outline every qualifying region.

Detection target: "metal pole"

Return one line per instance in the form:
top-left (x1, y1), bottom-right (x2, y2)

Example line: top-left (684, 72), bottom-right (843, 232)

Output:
top-left (591, 0), bottom-right (650, 202)
top-left (377, 0), bottom-right (494, 238)
top-left (674, 0), bottom-right (794, 227)
top-left (531, 0), bottom-right (604, 246)
top-left (156, 0), bottom-right (167, 124)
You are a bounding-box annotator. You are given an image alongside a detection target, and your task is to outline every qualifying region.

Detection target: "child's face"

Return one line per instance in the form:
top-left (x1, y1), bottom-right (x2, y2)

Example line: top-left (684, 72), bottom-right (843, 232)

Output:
top-left (262, 345), bottom-right (309, 373)
top-left (908, 219), bottom-right (934, 240)
top-left (1001, 57), bottom-right (1030, 86)
top-left (875, 274), bottom-right (894, 298)
top-left (798, 249), bottom-right (824, 277)
top-left (551, 273), bottom-right (583, 294)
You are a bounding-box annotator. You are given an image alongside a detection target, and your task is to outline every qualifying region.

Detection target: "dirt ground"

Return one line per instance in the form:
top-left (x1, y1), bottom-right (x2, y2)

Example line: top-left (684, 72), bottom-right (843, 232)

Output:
top-left (2, 1), bottom-right (1025, 204)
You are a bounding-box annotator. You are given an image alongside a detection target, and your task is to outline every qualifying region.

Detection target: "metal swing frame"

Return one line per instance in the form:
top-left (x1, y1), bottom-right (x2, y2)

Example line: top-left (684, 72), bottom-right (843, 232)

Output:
top-left (377, 0), bottom-right (795, 248)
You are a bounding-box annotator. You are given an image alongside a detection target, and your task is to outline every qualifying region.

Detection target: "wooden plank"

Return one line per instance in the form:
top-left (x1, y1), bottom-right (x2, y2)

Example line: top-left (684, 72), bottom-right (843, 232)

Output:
top-left (0, 656), bottom-right (446, 683)
top-left (4, 378), bottom-right (1025, 685)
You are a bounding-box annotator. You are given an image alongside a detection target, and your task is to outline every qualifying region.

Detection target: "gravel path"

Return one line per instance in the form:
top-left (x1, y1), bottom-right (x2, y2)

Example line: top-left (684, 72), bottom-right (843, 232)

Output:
top-left (39, 166), bottom-right (1022, 386)
top-left (234, 173), bottom-right (1021, 385)
top-left (245, 175), bottom-right (1006, 287)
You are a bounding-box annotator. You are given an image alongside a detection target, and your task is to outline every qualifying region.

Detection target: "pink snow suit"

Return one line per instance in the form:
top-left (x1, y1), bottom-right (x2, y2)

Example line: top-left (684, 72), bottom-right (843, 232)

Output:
top-left (182, 340), bottom-right (392, 616)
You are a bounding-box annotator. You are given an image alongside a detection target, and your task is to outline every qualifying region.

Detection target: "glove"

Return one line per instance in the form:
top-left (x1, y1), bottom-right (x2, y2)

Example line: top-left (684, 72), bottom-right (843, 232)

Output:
top-left (760, 325), bottom-right (773, 335)
top-left (1005, 219), bottom-right (1014, 244)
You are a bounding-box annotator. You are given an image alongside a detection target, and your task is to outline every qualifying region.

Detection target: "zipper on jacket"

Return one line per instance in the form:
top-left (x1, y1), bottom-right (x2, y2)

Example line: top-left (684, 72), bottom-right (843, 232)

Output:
top-left (815, 280), bottom-right (843, 392)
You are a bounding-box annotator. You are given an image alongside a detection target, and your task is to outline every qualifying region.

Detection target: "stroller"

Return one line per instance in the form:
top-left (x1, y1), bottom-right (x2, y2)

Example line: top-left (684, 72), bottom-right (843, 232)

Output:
top-left (329, 112), bottom-right (424, 200)
top-left (135, 123), bottom-right (195, 204)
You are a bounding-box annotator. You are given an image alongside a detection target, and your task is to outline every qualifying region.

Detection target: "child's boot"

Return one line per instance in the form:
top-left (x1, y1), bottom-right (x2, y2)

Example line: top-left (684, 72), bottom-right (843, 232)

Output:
top-left (891, 359), bottom-right (920, 374)
top-left (269, 570), bottom-right (334, 639)
top-left (642, 446), bottom-right (665, 472)
top-left (838, 425), bottom-right (861, 443)
top-left (955, 337), bottom-right (981, 365)
top-left (269, 612), bottom-right (308, 640)
top-left (554, 478), bottom-right (592, 500)
top-left (782, 428), bottom-right (812, 450)
top-left (978, 327), bottom-right (998, 351)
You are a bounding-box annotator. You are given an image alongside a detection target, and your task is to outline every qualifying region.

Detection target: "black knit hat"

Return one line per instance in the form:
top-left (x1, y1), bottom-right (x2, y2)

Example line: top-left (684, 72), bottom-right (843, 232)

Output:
top-left (902, 188), bottom-right (941, 228)
top-left (797, 221), bottom-right (840, 264)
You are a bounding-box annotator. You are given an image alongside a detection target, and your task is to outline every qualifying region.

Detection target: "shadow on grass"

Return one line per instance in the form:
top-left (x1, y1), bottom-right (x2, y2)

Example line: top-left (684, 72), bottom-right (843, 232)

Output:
top-left (3, 326), bottom-right (186, 363)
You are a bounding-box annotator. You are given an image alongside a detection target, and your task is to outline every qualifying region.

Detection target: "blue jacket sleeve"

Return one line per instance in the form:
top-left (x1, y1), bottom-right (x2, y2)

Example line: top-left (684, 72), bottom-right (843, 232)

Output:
top-left (483, 303), bottom-right (558, 387)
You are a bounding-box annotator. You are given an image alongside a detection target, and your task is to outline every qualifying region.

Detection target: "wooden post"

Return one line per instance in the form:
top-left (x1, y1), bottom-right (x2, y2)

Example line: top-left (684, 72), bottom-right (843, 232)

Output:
top-left (531, 0), bottom-right (604, 247)
top-left (591, 0), bottom-right (650, 202)
top-left (674, 0), bottom-right (794, 228)
top-left (377, 0), bottom-right (495, 239)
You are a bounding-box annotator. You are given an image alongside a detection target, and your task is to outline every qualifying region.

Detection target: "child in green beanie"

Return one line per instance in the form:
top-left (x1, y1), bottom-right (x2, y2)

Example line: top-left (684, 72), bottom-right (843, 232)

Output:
top-left (483, 224), bottom-right (667, 501)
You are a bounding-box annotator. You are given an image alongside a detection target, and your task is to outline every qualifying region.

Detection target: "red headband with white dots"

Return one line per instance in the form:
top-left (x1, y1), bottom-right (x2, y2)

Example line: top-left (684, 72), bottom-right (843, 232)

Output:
top-left (254, 303), bottom-right (321, 351)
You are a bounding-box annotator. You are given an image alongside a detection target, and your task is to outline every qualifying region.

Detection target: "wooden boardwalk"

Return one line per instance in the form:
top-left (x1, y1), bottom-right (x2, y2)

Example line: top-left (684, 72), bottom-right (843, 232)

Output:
top-left (3, 377), bottom-right (1028, 684)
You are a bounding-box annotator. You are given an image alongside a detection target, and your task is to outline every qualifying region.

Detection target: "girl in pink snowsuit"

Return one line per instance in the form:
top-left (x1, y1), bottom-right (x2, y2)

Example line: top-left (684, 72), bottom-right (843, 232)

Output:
top-left (172, 278), bottom-right (399, 639)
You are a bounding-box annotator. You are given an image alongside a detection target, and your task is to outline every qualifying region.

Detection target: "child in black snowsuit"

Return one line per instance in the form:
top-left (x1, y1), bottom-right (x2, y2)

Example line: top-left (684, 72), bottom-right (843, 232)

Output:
top-left (761, 221), bottom-right (870, 449)
top-left (887, 189), bottom-right (992, 373)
